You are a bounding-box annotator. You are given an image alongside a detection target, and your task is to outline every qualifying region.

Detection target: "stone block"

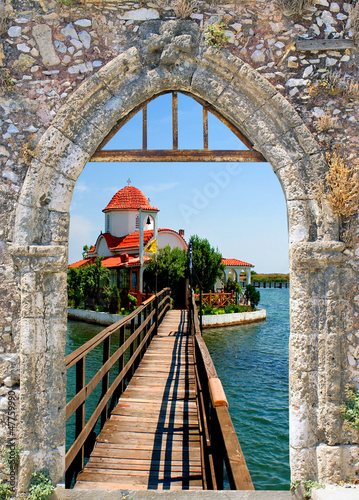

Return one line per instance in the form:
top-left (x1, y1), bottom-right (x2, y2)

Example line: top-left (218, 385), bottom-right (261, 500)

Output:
top-left (42, 270), bottom-right (67, 293)
top-left (290, 446), bottom-right (317, 481)
top-left (276, 163), bottom-right (309, 201)
top-left (44, 290), bottom-right (68, 321)
top-left (0, 353), bottom-right (19, 383)
top-left (290, 332), bottom-right (318, 373)
top-left (20, 318), bottom-right (47, 354)
top-left (21, 290), bottom-right (44, 319)
top-left (12, 203), bottom-right (37, 246)
top-left (287, 200), bottom-right (311, 244)
top-left (317, 444), bottom-right (344, 483)
top-left (191, 65), bottom-right (227, 106)
top-left (46, 171), bottom-right (76, 214)
top-left (55, 140), bottom-right (90, 181)
top-left (48, 211), bottom-right (70, 245)
top-left (32, 24), bottom-right (60, 67)
top-left (97, 47), bottom-right (142, 92)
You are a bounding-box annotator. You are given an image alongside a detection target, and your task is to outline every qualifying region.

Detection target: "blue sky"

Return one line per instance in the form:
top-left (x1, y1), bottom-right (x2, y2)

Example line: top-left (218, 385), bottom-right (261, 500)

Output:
top-left (69, 93), bottom-right (289, 273)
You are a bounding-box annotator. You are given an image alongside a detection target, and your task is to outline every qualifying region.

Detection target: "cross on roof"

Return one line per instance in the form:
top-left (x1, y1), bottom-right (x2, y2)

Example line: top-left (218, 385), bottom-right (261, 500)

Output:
top-left (127, 178), bottom-right (131, 186)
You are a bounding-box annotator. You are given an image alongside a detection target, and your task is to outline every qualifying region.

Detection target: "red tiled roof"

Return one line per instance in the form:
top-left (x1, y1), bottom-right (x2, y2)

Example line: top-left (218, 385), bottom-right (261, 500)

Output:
top-left (99, 228), bottom-right (187, 252)
top-left (103, 185), bottom-right (159, 212)
top-left (222, 258), bottom-right (254, 267)
top-left (68, 257), bottom-right (94, 268)
top-left (68, 255), bottom-right (151, 269)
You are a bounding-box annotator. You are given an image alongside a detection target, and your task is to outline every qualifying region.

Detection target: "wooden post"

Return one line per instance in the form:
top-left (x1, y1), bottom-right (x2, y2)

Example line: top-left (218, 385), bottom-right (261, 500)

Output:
top-left (203, 107), bottom-right (208, 150)
top-left (142, 104), bottom-right (147, 150)
top-left (129, 317), bottom-right (135, 380)
top-left (154, 293), bottom-right (159, 337)
top-left (101, 336), bottom-right (111, 428)
top-left (118, 324), bottom-right (125, 396)
top-left (209, 291), bottom-right (212, 307)
top-left (74, 357), bottom-right (85, 479)
top-left (172, 92), bottom-right (178, 150)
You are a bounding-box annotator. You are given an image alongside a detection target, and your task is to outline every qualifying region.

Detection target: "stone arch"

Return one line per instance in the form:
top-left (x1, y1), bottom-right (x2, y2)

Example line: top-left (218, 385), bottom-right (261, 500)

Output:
top-left (11, 20), bottom-right (356, 491)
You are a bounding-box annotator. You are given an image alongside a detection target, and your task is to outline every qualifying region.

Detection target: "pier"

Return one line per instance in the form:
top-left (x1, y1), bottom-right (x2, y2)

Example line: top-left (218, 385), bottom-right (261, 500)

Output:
top-left (65, 288), bottom-right (253, 491)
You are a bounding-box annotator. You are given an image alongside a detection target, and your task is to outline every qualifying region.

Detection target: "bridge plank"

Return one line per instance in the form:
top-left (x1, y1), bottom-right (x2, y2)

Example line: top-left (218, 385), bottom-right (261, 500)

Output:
top-left (74, 310), bottom-right (203, 491)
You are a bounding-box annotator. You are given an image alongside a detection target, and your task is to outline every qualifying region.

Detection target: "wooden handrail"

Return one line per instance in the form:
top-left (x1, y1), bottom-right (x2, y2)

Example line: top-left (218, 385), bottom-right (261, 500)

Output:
top-left (65, 288), bottom-right (171, 487)
top-left (188, 286), bottom-right (254, 491)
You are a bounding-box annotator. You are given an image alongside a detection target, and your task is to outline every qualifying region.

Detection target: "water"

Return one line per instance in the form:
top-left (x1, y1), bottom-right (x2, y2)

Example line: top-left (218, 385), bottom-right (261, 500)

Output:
top-left (202, 288), bottom-right (290, 490)
top-left (66, 288), bottom-right (290, 489)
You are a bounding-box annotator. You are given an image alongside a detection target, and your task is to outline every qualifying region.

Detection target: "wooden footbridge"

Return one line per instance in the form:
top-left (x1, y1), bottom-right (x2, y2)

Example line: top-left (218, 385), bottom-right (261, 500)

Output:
top-left (65, 288), bottom-right (254, 491)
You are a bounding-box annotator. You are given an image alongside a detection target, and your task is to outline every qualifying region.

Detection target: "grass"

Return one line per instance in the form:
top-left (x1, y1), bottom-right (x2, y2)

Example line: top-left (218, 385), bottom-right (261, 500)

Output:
top-left (315, 114), bottom-right (337, 133)
top-left (0, 69), bottom-right (14, 92)
top-left (341, 385), bottom-right (359, 433)
top-left (204, 22), bottom-right (230, 49)
top-left (275, 0), bottom-right (315, 15)
top-left (173, 0), bottom-right (196, 19)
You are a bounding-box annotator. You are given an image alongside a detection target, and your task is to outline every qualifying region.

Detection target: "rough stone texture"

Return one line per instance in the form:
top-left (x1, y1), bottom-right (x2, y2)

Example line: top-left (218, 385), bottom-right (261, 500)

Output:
top-left (32, 24), bottom-right (60, 67)
top-left (0, 0), bottom-right (358, 495)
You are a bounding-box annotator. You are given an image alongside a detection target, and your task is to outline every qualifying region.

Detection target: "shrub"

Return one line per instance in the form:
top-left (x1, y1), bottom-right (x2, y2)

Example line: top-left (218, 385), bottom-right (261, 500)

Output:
top-left (275, 0), bottom-right (315, 15)
top-left (303, 480), bottom-right (324, 499)
top-left (341, 385), bottom-right (359, 432)
top-left (315, 114), bottom-right (337, 133)
top-left (108, 285), bottom-right (120, 314)
top-left (0, 481), bottom-right (12, 500)
top-left (173, 0), bottom-right (196, 19)
top-left (0, 69), bottom-right (14, 93)
top-left (204, 22), bottom-right (230, 49)
top-left (325, 151), bottom-right (359, 222)
top-left (28, 470), bottom-right (54, 500)
top-left (244, 285), bottom-right (260, 309)
top-left (1, 444), bottom-right (21, 473)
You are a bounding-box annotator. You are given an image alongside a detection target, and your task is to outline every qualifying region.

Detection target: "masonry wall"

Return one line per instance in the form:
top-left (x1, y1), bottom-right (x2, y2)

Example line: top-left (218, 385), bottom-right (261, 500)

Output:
top-left (0, 0), bottom-right (358, 492)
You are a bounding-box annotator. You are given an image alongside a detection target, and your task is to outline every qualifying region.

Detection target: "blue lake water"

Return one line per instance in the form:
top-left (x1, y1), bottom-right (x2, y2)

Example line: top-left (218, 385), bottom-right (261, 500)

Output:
top-left (66, 287), bottom-right (290, 490)
top-left (202, 288), bottom-right (290, 490)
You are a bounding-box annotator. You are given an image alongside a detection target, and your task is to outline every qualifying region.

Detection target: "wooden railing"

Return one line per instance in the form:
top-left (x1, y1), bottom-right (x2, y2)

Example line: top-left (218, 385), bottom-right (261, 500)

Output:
top-left (188, 287), bottom-right (254, 490)
top-left (65, 287), bottom-right (171, 487)
top-left (197, 291), bottom-right (235, 308)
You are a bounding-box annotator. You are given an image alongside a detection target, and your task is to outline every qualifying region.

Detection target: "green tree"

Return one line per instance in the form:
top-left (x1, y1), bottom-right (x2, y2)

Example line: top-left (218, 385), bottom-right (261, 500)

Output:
top-left (108, 285), bottom-right (120, 314)
top-left (224, 276), bottom-right (242, 303)
top-left (67, 267), bottom-right (84, 308)
top-left (82, 244), bottom-right (92, 259)
top-left (189, 235), bottom-right (224, 292)
top-left (244, 284), bottom-right (260, 309)
top-left (144, 246), bottom-right (187, 304)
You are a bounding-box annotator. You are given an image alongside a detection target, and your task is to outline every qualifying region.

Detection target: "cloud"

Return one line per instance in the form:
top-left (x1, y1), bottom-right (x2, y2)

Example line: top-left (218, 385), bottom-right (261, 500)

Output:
top-left (75, 183), bottom-right (88, 193)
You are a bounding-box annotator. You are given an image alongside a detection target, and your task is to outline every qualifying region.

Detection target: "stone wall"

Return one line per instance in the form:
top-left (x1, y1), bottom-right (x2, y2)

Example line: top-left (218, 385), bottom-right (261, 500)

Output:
top-left (0, 0), bottom-right (358, 493)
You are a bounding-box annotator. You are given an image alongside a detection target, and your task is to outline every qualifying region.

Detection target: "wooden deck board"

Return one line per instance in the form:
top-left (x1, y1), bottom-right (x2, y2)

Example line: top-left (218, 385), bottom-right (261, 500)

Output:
top-left (74, 310), bottom-right (203, 491)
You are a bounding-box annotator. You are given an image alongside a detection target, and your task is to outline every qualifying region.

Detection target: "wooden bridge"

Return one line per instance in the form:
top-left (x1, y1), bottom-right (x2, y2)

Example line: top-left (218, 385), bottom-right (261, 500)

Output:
top-left (65, 288), bottom-right (254, 491)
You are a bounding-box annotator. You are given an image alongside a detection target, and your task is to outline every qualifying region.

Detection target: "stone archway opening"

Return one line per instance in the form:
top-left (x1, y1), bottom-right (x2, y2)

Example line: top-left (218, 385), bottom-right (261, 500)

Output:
top-left (11, 19), bottom-right (356, 493)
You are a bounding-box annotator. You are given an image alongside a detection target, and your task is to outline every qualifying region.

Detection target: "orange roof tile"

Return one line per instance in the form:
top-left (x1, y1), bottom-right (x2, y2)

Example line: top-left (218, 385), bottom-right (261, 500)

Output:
top-left (222, 258), bottom-right (254, 267)
top-left (103, 185), bottom-right (159, 212)
top-left (68, 257), bottom-right (94, 268)
top-left (101, 228), bottom-right (187, 251)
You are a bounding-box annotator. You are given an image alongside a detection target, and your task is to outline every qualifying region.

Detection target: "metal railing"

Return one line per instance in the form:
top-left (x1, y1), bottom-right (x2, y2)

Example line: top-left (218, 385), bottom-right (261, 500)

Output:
top-left (65, 288), bottom-right (171, 487)
top-left (188, 286), bottom-right (254, 490)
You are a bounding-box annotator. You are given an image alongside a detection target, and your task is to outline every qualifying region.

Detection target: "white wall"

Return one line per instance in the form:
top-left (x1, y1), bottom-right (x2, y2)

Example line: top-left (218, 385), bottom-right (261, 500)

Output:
top-left (107, 210), bottom-right (154, 237)
top-left (97, 236), bottom-right (112, 257)
top-left (158, 231), bottom-right (187, 250)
